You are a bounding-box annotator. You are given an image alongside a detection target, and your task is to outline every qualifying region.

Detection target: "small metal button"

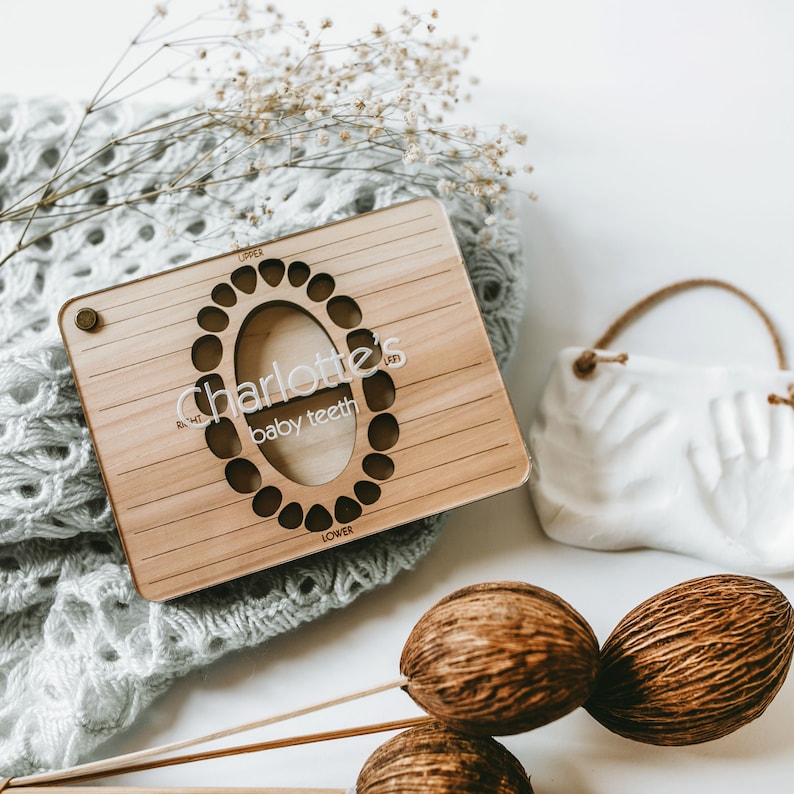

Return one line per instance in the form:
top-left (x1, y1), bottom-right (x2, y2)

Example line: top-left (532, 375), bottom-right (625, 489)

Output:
top-left (74, 307), bottom-right (99, 331)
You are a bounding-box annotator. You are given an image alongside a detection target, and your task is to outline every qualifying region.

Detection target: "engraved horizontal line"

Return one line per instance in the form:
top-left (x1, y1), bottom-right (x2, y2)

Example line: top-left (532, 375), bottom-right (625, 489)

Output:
top-left (315, 229), bottom-right (440, 270)
top-left (355, 266), bottom-right (453, 300)
top-left (145, 529), bottom-right (304, 586)
top-left (88, 345), bottom-right (190, 378)
top-left (334, 242), bottom-right (446, 280)
top-left (115, 445), bottom-right (203, 477)
top-left (342, 248), bottom-right (446, 282)
top-left (424, 464), bottom-right (519, 495)
top-left (82, 298), bottom-right (199, 341)
top-left (81, 316), bottom-right (194, 352)
top-left (378, 300), bottom-right (463, 329)
top-left (393, 442), bottom-right (512, 480)
top-left (95, 270), bottom-right (221, 312)
top-left (366, 464), bottom-right (519, 520)
top-left (288, 212), bottom-right (436, 262)
top-left (99, 382), bottom-right (188, 412)
top-left (126, 473), bottom-right (226, 511)
top-left (141, 515), bottom-right (273, 561)
top-left (399, 395), bottom-right (492, 425)
top-left (400, 360), bottom-right (484, 389)
top-left (131, 492), bottom-right (253, 534)
top-left (313, 225), bottom-right (439, 263)
top-left (395, 417), bottom-right (502, 454)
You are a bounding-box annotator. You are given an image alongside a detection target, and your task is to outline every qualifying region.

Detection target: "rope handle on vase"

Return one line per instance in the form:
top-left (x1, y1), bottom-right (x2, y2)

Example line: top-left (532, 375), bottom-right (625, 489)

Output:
top-left (571, 278), bottom-right (793, 406)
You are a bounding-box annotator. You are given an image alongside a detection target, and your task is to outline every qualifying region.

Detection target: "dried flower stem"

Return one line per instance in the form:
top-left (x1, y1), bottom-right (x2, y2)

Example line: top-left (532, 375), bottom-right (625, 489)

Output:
top-left (0, 0), bottom-right (531, 268)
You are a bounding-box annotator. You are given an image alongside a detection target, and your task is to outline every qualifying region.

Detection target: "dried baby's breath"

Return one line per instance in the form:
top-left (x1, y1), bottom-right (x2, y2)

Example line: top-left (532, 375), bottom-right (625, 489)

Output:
top-left (0, 0), bottom-right (531, 265)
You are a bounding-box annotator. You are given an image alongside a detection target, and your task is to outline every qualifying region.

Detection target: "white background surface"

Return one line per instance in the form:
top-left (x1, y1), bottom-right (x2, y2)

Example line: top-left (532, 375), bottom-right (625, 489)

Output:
top-left (3, 0), bottom-right (794, 791)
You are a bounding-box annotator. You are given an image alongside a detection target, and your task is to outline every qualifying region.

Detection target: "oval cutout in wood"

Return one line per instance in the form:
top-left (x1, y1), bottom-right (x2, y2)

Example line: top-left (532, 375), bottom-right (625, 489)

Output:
top-left (235, 302), bottom-right (357, 486)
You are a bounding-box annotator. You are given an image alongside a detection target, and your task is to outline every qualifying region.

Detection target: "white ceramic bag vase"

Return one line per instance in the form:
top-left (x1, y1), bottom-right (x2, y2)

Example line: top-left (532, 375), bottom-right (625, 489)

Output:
top-left (528, 279), bottom-right (794, 574)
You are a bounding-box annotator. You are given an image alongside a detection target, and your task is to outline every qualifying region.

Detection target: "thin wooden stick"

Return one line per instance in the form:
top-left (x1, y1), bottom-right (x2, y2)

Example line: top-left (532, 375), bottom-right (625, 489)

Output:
top-left (9, 678), bottom-right (407, 790)
top-left (7, 716), bottom-right (431, 788)
top-left (6, 788), bottom-right (345, 794)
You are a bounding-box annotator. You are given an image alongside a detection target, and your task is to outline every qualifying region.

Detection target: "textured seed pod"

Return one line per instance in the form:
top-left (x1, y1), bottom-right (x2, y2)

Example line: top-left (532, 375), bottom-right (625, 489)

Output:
top-left (584, 574), bottom-right (794, 745)
top-left (400, 581), bottom-right (600, 735)
top-left (356, 719), bottom-right (534, 793)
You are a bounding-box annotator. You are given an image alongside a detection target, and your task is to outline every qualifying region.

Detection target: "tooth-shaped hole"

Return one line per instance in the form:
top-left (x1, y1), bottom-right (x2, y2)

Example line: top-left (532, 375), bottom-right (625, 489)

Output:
top-left (305, 504), bottom-right (333, 532)
top-left (197, 306), bottom-right (229, 333)
top-left (259, 258), bottom-right (285, 286)
top-left (253, 486), bottom-right (282, 517)
top-left (231, 265), bottom-right (257, 294)
top-left (288, 261), bottom-right (310, 286)
top-left (347, 328), bottom-right (382, 367)
top-left (225, 459), bottom-right (262, 493)
top-left (354, 480), bottom-right (381, 505)
top-left (195, 374), bottom-right (227, 416)
top-left (363, 370), bottom-right (395, 411)
top-left (211, 283), bottom-right (237, 307)
top-left (362, 453), bottom-right (394, 480)
top-left (191, 335), bottom-right (223, 371)
top-left (334, 496), bottom-right (362, 523)
top-left (205, 418), bottom-right (241, 459)
top-left (307, 273), bottom-right (335, 302)
top-left (278, 502), bottom-right (304, 529)
top-left (327, 296), bottom-right (362, 329)
top-left (368, 413), bottom-right (399, 451)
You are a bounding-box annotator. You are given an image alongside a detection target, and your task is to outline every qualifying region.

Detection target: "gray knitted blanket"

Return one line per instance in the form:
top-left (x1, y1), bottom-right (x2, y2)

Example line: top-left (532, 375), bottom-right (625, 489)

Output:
top-left (0, 95), bottom-right (525, 775)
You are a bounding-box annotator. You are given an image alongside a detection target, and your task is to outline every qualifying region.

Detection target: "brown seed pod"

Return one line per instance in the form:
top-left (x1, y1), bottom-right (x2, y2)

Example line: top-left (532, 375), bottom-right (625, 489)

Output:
top-left (584, 574), bottom-right (794, 745)
top-left (400, 581), bottom-right (600, 735)
top-left (356, 719), bottom-right (534, 793)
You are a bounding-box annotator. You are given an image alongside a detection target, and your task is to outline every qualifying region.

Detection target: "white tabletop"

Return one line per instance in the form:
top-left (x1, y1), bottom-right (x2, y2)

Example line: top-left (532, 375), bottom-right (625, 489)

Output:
top-left (3, 1), bottom-right (794, 791)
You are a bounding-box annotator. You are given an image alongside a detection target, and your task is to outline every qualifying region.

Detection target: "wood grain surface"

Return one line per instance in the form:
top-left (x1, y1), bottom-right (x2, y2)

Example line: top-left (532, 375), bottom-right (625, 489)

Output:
top-left (60, 198), bottom-right (530, 600)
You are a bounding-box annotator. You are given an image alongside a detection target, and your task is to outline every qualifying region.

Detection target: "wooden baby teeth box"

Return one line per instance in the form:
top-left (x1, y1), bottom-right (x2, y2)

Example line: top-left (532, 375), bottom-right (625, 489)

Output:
top-left (59, 198), bottom-right (530, 601)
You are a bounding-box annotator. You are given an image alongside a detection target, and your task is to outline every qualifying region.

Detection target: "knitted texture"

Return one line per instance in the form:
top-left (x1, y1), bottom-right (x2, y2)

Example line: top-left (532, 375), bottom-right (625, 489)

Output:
top-left (0, 95), bottom-right (526, 775)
